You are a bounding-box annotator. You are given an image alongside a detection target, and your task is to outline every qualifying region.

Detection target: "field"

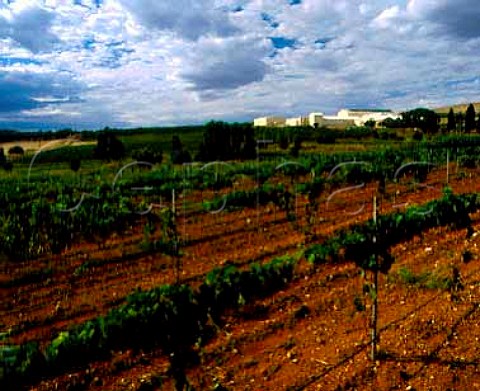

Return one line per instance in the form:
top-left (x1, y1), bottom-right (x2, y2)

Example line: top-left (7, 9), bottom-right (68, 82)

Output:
top-left (1, 132), bottom-right (480, 390)
top-left (0, 139), bottom-right (95, 155)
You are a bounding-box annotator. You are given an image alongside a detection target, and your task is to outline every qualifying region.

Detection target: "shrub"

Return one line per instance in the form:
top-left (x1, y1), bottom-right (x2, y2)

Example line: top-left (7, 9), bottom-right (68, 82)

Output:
top-left (132, 147), bottom-right (163, 164)
top-left (8, 145), bottom-right (24, 156)
top-left (93, 132), bottom-right (125, 160)
top-left (69, 158), bottom-right (81, 172)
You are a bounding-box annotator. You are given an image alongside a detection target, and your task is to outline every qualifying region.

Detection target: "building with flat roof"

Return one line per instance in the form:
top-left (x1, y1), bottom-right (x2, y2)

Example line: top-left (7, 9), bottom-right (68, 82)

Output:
top-left (308, 112), bottom-right (354, 128)
top-left (253, 108), bottom-right (400, 128)
top-left (286, 116), bottom-right (308, 126)
top-left (253, 116), bottom-right (286, 127)
top-left (336, 109), bottom-right (400, 126)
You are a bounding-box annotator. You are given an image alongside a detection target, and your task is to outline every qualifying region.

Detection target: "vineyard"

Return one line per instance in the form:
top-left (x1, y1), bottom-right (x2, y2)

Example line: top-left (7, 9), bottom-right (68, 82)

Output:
top-left (1, 135), bottom-right (480, 390)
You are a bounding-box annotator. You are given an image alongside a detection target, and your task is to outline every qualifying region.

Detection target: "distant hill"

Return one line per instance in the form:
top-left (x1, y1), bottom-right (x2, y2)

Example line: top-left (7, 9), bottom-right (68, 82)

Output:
top-left (434, 102), bottom-right (480, 115)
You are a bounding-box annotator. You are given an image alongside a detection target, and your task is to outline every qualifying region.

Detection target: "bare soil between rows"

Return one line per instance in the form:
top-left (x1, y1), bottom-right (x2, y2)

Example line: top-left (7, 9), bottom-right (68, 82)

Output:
top-left (1, 165), bottom-right (479, 389)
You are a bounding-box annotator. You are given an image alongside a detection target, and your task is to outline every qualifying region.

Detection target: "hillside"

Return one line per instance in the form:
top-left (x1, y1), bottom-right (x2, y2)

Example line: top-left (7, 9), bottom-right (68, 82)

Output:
top-left (434, 102), bottom-right (480, 114)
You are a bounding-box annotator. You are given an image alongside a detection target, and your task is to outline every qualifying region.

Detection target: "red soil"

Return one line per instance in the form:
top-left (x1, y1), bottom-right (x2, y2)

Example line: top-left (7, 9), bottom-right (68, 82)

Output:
top-left (1, 164), bottom-right (479, 390)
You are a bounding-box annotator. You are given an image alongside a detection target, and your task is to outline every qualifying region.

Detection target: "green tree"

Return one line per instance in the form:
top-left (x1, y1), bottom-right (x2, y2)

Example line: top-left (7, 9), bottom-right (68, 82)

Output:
top-left (278, 135), bottom-right (289, 150)
top-left (132, 147), bottom-right (163, 164)
top-left (8, 145), bottom-right (24, 158)
top-left (3, 161), bottom-right (13, 172)
top-left (412, 130), bottom-right (423, 141)
top-left (70, 158), bottom-right (81, 173)
top-left (456, 112), bottom-right (464, 133)
top-left (476, 115), bottom-right (480, 132)
top-left (401, 108), bottom-right (439, 135)
top-left (381, 117), bottom-right (405, 128)
top-left (465, 103), bottom-right (476, 133)
top-left (170, 135), bottom-right (191, 164)
top-left (196, 121), bottom-right (255, 161)
top-left (447, 108), bottom-right (456, 132)
top-left (93, 132), bottom-right (125, 160)
top-left (289, 136), bottom-right (302, 157)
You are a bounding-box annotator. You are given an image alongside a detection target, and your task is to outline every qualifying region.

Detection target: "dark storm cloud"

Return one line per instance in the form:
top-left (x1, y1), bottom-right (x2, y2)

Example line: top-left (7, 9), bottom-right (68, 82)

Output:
top-left (412, 0), bottom-right (480, 39)
top-left (183, 55), bottom-right (268, 91)
top-left (0, 71), bottom-right (83, 113)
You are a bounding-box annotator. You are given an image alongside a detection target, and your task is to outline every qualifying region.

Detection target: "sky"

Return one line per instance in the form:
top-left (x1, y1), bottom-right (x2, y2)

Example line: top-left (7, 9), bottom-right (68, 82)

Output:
top-left (0, 0), bottom-right (479, 130)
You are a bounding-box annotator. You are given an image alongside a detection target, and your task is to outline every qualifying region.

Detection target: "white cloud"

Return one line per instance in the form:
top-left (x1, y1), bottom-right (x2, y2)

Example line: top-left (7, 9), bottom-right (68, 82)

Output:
top-left (117, 0), bottom-right (239, 40)
top-left (372, 5), bottom-right (401, 28)
top-left (21, 106), bottom-right (80, 117)
top-left (0, 0), bottom-right (60, 53)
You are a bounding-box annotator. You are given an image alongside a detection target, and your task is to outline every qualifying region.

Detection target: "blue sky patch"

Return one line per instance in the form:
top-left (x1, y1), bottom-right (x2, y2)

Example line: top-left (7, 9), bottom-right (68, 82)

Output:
top-left (97, 46), bottom-right (135, 68)
top-left (261, 13), bottom-right (279, 28)
top-left (385, 90), bottom-right (407, 99)
top-left (0, 57), bottom-right (42, 66)
top-left (444, 77), bottom-right (479, 88)
top-left (314, 37), bottom-right (333, 49)
top-left (269, 37), bottom-right (297, 49)
top-left (74, 0), bottom-right (102, 9)
top-left (232, 5), bottom-right (244, 12)
top-left (82, 37), bottom-right (96, 50)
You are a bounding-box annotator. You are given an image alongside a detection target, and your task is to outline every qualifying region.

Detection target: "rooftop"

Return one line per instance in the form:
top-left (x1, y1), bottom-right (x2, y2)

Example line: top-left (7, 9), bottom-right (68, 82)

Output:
top-left (345, 109), bottom-right (393, 113)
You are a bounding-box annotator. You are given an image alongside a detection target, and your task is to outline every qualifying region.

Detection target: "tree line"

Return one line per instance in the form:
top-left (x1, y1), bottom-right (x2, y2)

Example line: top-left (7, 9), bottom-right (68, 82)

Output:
top-left (93, 121), bottom-right (256, 163)
top-left (447, 103), bottom-right (480, 133)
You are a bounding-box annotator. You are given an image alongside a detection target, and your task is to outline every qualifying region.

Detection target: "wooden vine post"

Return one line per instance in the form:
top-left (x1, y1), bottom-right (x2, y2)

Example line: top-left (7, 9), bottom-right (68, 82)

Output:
top-left (371, 194), bottom-right (378, 361)
top-left (446, 149), bottom-right (449, 185)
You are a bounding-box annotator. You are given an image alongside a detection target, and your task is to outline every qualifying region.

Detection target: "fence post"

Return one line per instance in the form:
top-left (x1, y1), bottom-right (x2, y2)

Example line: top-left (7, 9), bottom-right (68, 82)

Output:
top-left (446, 149), bottom-right (449, 185)
top-left (371, 195), bottom-right (378, 361)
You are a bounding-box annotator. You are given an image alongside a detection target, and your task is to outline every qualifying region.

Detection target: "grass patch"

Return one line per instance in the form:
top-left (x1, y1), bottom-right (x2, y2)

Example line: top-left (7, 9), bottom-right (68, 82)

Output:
top-left (392, 266), bottom-right (455, 290)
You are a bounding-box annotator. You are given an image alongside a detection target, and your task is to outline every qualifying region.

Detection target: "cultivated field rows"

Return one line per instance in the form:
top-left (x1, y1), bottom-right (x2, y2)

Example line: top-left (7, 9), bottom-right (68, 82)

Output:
top-left (30, 211), bottom-right (480, 390)
top-left (1, 164), bottom-right (479, 390)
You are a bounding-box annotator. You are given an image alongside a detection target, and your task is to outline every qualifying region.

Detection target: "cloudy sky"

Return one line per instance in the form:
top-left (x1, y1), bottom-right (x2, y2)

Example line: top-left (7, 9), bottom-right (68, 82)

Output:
top-left (0, 0), bottom-right (479, 130)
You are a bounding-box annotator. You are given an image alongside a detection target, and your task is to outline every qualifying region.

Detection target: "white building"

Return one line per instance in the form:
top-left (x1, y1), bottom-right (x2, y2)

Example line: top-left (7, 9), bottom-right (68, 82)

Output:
top-left (336, 109), bottom-right (400, 126)
top-left (308, 112), bottom-right (324, 127)
top-left (308, 112), bottom-right (354, 128)
top-left (285, 116), bottom-right (308, 126)
top-left (253, 116), bottom-right (286, 127)
top-left (254, 108), bottom-right (399, 128)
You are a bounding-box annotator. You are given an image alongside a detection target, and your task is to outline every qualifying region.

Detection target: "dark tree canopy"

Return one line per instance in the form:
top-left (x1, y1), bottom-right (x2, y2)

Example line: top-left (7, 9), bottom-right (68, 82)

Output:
top-left (456, 112), bottom-right (464, 132)
top-left (133, 147), bottom-right (163, 164)
top-left (279, 135), bottom-right (289, 150)
top-left (447, 108), bottom-right (456, 132)
top-left (380, 117), bottom-right (405, 128)
top-left (93, 132), bottom-right (125, 160)
top-left (401, 108), bottom-right (439, 134)
top-left (170, 135), bottom-right (191, 164)
top-left (8, 145), bottom-right (24, 155)
top-left (196, 121), bottom-right (256, 162)
top-left (70, 158), bottom-right (81, 172)
top-left (171, 135), bottom-right (183, 152)
top-left (412, 130), bottom-right (424, 141)
top-left (3, 161), bottom-right (13, 171)
top-left (364, 119), bottom-right (376, 128)
top-left (465, 103), bottom-right (476, 133)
